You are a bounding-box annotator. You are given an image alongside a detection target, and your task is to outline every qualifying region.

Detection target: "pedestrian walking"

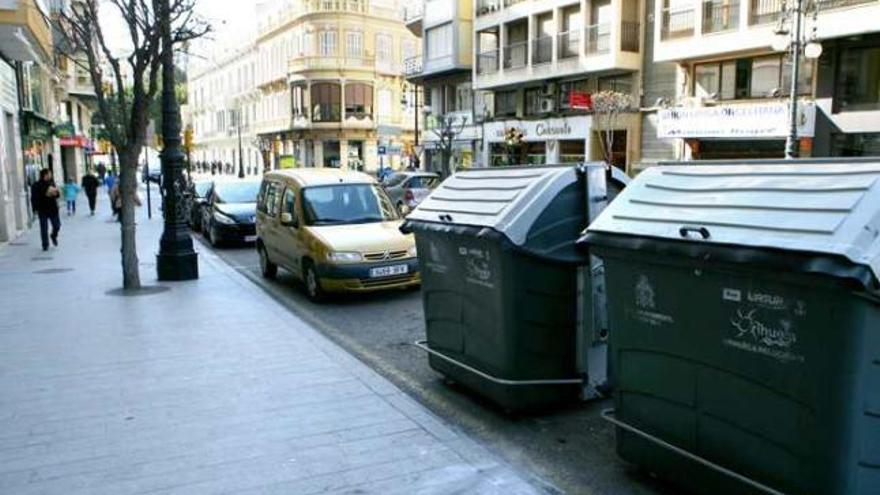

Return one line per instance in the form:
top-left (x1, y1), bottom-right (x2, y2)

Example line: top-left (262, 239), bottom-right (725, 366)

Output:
top-left (63, 179), bottom-right (81, 216)
top-left (81, 172), bottom-right (100, 215)
top-left (96, 162), bottom-right (107, 182)
top-left (30, 169), bottom-right (61, 251)
top-left (110, 181), bottom-right (142, 222)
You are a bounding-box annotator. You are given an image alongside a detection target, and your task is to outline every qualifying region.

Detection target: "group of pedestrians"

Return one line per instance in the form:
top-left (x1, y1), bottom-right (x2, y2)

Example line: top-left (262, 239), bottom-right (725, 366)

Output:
top-left (29, 166), bottom-right (122, 251)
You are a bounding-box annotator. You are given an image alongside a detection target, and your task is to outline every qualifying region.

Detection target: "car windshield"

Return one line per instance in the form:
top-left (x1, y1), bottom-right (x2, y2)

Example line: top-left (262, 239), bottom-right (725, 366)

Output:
top-left (383, 174), bottom-right (406, 187)
top-left (213, 181), bottom-right (260, 204)
top-left (194, 181), bottom-right (211, 197)
top-left (302, 184), bottom-right (399, 226)
top-left (408, 176), bottom-right (440, 189)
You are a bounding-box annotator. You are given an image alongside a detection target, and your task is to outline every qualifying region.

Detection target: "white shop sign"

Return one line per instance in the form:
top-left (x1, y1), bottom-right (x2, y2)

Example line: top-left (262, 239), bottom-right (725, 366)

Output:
top-left (657, 102), bottom-right (816, 139)
top-left (484, 116), bottom-right (591, 143)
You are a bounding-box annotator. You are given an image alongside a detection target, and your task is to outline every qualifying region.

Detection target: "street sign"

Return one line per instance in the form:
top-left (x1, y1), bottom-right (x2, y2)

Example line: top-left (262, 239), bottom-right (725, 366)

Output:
top-left (377, 145), bottom-right (387, 156)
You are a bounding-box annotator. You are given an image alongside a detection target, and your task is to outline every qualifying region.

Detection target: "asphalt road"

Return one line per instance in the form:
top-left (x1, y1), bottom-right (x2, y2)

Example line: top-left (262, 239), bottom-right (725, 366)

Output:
top-left (197, 237), bottom-right (679, 495)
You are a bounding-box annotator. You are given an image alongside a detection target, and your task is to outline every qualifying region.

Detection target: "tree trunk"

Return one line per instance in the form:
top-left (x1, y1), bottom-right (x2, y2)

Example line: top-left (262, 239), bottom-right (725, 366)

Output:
top-left (117, 148), bottom-right (142, 290)
top-left (441, 148), bottom-right (452, 179)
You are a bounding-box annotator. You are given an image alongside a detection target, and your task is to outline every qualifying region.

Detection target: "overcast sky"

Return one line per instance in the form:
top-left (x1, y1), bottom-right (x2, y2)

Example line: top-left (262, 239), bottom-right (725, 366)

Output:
top-left (100, 0), bottom-right (259, 67)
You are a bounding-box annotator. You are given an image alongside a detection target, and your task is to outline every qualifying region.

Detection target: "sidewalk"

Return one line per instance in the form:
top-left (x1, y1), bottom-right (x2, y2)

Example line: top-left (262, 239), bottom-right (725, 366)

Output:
top-left (0, 190), bottom-right (547, 495)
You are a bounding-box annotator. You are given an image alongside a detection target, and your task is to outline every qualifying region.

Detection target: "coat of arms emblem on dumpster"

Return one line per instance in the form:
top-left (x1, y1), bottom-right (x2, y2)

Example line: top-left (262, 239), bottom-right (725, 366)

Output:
top-left (635, 275), bottom-right (655, 310)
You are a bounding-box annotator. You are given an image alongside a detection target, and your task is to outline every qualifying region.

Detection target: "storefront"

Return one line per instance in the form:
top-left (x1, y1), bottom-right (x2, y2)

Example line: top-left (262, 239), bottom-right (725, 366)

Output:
top-left (483, 116), bottom-right (592, 167)
top-left (657, 101), bottom-right (817, 160)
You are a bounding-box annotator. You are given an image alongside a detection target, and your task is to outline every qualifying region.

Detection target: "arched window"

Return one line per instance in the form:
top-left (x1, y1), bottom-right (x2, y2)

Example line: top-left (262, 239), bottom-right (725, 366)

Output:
top-left (344, 83), bottom-right (373, 118)
top-left (311, 83), bottom-right (341, 122)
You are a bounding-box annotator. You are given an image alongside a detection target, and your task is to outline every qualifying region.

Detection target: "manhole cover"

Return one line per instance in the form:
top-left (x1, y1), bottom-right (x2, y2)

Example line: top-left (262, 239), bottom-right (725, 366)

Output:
top-left (105, 285), bottom-right (171, 297)
top-left (33, 268), bottom-right (75, 274)
top-left (31, 256), bottom-right (53, 261)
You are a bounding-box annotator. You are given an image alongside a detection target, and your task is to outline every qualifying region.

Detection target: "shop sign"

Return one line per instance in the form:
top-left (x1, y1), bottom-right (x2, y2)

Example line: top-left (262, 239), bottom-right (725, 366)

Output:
top-left (54, 122), bottom-right (76, 138)
top-left (569, 91), bottom-right (592, 110)
top-left (59, 135), bottom-right (89, 147)
top-left (657, 101), bottom-right (816, 139)
top-left (484, 116), bottom-right (591, 143)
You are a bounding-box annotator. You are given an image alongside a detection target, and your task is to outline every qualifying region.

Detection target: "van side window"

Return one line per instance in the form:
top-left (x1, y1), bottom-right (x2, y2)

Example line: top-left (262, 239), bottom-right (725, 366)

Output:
top-left (265, 182), bottom-right (280, 217)
top-left (257, 181), bottom-right (269, 212)
top-left (282, 188), bottom-right (297, 219)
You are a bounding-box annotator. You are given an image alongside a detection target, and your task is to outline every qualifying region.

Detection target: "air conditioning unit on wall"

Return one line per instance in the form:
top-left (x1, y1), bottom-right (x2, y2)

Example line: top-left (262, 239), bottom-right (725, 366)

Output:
top-left (540, 97), bottom-right (556, 113)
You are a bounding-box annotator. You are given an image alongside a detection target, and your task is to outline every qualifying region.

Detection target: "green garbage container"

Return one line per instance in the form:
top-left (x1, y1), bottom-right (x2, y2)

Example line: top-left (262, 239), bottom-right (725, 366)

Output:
top-left (403, 164), bottom-right (624, 412)
top-left (581, 160), bottom-right (880, 495)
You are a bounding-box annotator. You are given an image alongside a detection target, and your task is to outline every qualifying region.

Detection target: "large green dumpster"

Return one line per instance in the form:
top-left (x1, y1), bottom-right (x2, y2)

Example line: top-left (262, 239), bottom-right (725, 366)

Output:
top-left (403, 164), bottom-right (624, 412)
top-left (581, 160), bottom-right (880, 495)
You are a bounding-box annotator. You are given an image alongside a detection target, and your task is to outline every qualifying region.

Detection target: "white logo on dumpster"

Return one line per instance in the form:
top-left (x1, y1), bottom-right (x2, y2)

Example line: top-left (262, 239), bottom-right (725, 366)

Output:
top-left (461, 247), bottom-right (494, 289)
top-left (724, 307), bottom-right (805, 363)
top-left (424, 241), bottom-right (449, 274)
top-left (633, 275), bottom-right (674, 326)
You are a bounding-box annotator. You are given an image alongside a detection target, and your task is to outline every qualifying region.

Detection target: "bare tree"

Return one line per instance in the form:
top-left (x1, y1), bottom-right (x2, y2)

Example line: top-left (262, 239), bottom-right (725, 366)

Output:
top-left (591, 90), bottom-right (632, 169)
top-left (54, 0), bottom-right (208, 289)
top-left (430, 115), bottom-right (467, 178)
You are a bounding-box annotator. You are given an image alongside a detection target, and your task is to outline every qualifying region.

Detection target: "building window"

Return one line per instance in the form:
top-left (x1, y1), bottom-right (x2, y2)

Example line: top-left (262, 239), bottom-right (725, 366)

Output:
top-left (319, 31), bottom-right (337, 57)
top-left (456, 83), bottom-right (472, 113)
top-left (345, 83), bottom-right (373, 118)
top-left (426, 23), bottom-right (453, 61)
top-left (311, 82), bottom-right (341, 122)
top-left (323, 141), bottom-right (341, 167)
top-left (376, 34), bottom-right (393, 63)
top-left (346, 32), bottom-right (363, 58)
top-left (598, 74), bottom-right (633, 95)
top-left (524, 88), bottom-right (544, 116)
top-left (836, 44), bottom-right (880, 112)
top-left (831, 133), bottom-right (880, 156)
top-left (694, 55), bottom-right (812, 100)
top-left (402, 39), bottom-right (417, 64)
top-left (559, 79), bottom-right (591, 111)
top-left (377, 89), bottom-right (392, 118)
top-left (292, 85), bottom-right (307, 117)
top-left (494, 90), bottom-right (518, 117)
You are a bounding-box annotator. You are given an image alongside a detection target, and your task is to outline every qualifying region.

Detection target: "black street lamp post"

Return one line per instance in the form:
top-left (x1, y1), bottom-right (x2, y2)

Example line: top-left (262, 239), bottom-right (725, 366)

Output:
top-left (156, 0), bottom-right (198, 281)
top-left (237, 107), bottom-right (245, 178)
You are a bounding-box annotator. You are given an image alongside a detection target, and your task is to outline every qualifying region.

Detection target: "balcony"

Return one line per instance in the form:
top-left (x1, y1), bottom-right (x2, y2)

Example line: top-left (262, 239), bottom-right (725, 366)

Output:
top-left (703, 0), bottom-right (739, 33)
top-left (654, 0), bottom-right (880, 62)
top-left (532, 36), bottom-right (553, 65)
top-left (403, 55), bottom-right (423, 79)
top-left (558, 31), bottom-right (580, 60)
top-left (477, 49), bottom-right (499, 75)
top-left (289, 55), bottom-right (377, 74)
top-left (585, 23), bottom-right (611, 55)
top-left (661, 6), bottom-right (696, 40)
top-left (403, 3), bottom-right (423, 36)
top-left (749, 0), bottom-right (782, 24)
top-left (503, 41), bottom-right (528, 70)
top-left (0, 0), bottom-right (52, 61)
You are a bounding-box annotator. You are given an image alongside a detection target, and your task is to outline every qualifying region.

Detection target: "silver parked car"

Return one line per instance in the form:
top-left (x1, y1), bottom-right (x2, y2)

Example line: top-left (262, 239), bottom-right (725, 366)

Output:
top-left (383, 172), bottom-right (440, 214)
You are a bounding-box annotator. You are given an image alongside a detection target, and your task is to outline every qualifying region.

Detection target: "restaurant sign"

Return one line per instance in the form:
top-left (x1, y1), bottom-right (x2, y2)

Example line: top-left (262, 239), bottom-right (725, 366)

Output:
top-left (657, 101), bottom-right (816, 139)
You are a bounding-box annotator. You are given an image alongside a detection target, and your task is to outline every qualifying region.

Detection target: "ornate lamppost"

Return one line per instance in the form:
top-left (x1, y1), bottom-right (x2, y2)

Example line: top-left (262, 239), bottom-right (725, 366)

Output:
top-left (156, 0), bottom-right (198, 281)
top-left (771, 0), bottom-right (823, 159)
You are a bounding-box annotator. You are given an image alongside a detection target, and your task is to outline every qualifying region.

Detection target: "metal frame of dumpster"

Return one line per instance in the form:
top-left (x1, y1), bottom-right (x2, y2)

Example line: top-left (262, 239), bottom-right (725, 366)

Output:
top-left (405, 163), bottom-right (629, 412)
top-left (582, 158), bottom-right (880, 495)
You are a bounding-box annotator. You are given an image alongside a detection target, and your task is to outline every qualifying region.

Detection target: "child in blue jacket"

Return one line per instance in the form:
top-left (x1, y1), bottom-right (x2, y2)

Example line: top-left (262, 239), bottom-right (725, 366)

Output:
top-left (63, 179), bottom-right (81, 216)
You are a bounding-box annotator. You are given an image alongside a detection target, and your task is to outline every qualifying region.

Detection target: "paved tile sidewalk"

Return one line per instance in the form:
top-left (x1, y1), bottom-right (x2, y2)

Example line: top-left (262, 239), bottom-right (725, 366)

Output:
top-left (0, 190), bottom-right (548, 495)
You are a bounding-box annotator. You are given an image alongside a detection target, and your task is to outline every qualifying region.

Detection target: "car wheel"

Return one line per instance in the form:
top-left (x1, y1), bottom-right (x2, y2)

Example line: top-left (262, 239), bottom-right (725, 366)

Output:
top-left (258, 244), bottom-right (277, 279)
top-left (208, 222), bottom-right (220, 247)
top-left (303, 261), bottom-right (325, 302)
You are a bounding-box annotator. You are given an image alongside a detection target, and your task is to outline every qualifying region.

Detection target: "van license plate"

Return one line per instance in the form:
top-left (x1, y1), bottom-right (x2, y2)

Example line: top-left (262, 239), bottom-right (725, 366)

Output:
top-left (244, 235), bottom-right (257, 243)
top-left (370, 265), bottom-right (408, 278)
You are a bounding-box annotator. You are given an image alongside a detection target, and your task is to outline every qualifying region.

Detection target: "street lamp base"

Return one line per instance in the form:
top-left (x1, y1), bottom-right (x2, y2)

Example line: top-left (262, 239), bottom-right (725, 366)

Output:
top-left (156, 251), bottom-right (199, 281)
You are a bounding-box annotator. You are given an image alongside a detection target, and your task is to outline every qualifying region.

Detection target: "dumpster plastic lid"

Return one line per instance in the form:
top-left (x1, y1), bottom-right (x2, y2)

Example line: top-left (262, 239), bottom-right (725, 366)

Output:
top-left (406, 166), bottom-right (593, 246)
top-left (585, 162), bottom-right (880, 284)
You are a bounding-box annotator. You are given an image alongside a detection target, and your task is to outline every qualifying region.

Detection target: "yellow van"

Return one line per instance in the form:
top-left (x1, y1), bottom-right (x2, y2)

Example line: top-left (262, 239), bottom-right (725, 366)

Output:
top-left (255, 169), bottom-right (420, 301)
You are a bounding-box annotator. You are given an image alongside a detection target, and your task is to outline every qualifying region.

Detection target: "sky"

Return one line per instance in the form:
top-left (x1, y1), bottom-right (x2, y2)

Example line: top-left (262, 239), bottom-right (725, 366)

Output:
top-left (100, 0), bottom-right (260, 68)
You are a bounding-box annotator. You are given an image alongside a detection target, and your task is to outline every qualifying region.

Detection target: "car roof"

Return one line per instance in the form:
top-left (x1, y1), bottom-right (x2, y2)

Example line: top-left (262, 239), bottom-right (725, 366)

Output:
top-left (265, 168), bottom-right (376, 187)
top-left (399, 171), bottom-right (439, 178)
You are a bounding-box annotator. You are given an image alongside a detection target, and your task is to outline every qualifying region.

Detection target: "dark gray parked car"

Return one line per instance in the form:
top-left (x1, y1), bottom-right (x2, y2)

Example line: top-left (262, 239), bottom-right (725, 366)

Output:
top-left (383, 172), bottom-right (440, 214)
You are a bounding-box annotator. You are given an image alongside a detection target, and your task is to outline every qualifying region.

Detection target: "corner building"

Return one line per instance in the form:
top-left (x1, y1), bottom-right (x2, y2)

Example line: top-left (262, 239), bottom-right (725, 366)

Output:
top-left (256, 0), bottom-right (420, 171)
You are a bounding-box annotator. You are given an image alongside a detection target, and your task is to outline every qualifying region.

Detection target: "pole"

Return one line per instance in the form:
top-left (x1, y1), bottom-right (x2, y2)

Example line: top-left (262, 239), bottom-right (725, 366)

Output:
top-left (156, 0), bottom-right (198, 281)
top-left (144, 153), bottom-right (152, 219)
top-left (413, 86), bottom-right (420, 170)
top-left (237, 108), bottom-right (245, 178)
top-left (784, 0), bottom-right (804, 160)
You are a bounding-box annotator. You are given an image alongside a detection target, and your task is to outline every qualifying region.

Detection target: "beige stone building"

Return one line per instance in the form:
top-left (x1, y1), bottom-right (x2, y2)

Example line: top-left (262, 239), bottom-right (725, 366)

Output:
top-left (254, 0), bottom-right (420, 171)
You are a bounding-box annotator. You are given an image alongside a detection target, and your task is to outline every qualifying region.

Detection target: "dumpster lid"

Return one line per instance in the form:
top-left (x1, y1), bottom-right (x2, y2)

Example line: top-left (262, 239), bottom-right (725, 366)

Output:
top-left (585, 162), bottom-right (880, 283)
top-left (407, 165), bottom-right (595, 246)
